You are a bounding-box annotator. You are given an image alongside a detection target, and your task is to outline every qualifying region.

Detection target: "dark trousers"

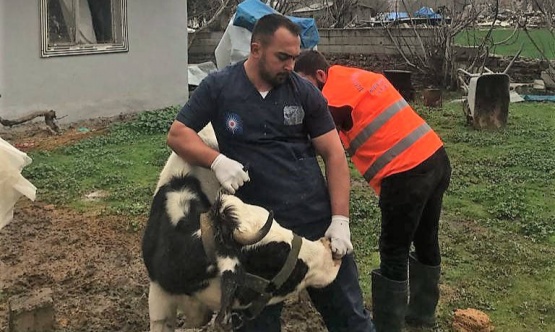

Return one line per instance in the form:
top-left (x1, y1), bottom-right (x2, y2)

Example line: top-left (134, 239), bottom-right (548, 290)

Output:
top-left (378, 147), bottom-right (451, 281)
top-left (234, 220), bottom-right (375, 332)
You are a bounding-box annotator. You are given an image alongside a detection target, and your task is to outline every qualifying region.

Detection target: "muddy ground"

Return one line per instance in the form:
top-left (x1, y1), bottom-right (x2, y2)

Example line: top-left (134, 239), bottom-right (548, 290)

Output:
top-left (0, 119), bottom-right (328, 332)
top-left (0, 202), bottom-right (326, 332)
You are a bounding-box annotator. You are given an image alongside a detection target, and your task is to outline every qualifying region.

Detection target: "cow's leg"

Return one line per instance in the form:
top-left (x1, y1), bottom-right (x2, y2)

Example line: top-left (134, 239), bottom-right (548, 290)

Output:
top-left (177, 295), bottom-right (213, 328)
top-left (148, 281), bottom-right (177, 332)
top-left (214, 257), bottom-right (241, 330)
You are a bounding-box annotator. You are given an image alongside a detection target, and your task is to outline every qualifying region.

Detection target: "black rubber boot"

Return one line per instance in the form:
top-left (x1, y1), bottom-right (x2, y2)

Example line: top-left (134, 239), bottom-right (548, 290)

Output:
top-left (405, 252), bottom-right (441, 327)
top-left (371, 269), bottom-right (408, 332)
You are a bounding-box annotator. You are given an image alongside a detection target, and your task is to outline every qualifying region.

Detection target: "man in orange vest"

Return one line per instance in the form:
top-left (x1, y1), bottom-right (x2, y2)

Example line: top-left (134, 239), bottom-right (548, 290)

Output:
top-left (295, 50), bottom-right (451, 332)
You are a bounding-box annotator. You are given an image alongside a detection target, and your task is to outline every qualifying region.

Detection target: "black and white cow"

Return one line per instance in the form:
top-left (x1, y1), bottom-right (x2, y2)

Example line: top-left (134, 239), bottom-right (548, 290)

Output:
top-left (142, 125), bottom-right (341, 332)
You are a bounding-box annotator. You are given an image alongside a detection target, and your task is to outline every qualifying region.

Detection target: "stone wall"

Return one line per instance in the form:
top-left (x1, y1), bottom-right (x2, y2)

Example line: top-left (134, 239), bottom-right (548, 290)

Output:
top-left (317, 28), bottom-right (436, 55)
top-left (188, 30), bottom-right (550, 89)
top-left (452, 45), bottom-right (550, 83)
top-left (188, 27), bottom-right (437, 62)
top-left (188, 31), bottom-right (222, 64)
top-left (325, 52), bottom-right (549, 89)
top-left (484, 57), bottom-right (550, 83)
top-left (322, 53), bottom-right (426, 86)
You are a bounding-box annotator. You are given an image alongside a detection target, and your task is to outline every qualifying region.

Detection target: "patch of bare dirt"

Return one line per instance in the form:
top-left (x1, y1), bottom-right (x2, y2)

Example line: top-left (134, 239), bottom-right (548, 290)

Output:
top-left (452, 308), bottom-right (494, 332)
top-left (0, 201), bottom-right (148, 331)
top-left (0, 200), bottom-right (327, 332)
top-left (0, 114), bottom-right (134, 152)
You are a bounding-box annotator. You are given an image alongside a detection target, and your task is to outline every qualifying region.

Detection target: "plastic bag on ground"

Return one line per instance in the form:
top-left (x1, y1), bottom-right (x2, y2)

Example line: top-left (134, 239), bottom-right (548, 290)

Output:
top-left (0, 137), bottom-right (37, 230)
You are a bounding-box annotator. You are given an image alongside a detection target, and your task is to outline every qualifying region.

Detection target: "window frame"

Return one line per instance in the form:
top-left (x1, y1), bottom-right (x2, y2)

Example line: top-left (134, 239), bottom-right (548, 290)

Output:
top-left (40, 0), bottom-right (129, 58)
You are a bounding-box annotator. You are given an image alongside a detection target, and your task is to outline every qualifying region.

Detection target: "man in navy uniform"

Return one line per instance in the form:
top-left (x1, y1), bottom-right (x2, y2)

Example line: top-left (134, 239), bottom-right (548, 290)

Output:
top-left (167, 14), bottom-right (375, 332)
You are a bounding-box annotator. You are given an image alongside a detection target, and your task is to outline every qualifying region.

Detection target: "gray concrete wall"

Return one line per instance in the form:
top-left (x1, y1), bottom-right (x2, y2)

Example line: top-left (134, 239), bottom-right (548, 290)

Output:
top-left (318, 28), bottom-right (435, 55)
top-left (188, 27), bottom-right (436, 61)
top-left (0, 0), bottom-right (188, 122)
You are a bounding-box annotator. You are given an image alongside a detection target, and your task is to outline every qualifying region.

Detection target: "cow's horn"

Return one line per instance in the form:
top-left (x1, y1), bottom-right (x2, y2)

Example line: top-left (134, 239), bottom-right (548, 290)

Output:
top-left (234, 210), bottom-right (274, 245)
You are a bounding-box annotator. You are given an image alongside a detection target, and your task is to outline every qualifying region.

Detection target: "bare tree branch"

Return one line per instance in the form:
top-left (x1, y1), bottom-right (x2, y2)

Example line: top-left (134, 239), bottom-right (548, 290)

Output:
top-left (522, 27), bottom-right (555, 72)
top-left (384, 27), bottom-right (419, 70)
top-left (188, 0), bottom-right (233, 49)
top-left (467, 0), bottom-right (500, 74)
top-left (516, 1), bottom-right (555, 80)
top-left (399, 0), bottom-right (427, 57)
top-left (322, 0), bottom-right (359, 28)
top-left (493, 24), bottom-right (519, 46)
top-left (0, 110), bottom-right (61, 134)
top-left (502, 44), bottom-right (524, 75)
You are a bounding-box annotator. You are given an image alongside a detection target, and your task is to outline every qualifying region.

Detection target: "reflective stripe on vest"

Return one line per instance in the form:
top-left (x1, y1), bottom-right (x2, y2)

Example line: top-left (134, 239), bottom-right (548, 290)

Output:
top-left (362, 123), bottom-right (432, 182)
top-left (347, 99), bottom-right (409, 156)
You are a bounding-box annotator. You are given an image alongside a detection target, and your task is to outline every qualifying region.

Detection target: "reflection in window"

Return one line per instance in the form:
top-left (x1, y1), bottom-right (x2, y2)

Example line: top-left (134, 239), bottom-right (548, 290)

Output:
top-left (41, 0), bottom-right (128, 57)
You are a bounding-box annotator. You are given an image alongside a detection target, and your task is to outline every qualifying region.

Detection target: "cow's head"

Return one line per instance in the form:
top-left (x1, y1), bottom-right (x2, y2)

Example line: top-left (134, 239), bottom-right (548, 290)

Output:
top-left (207, 194), bottom-right (275, 328)
top-left (212, 194), bottom-right (341, 291)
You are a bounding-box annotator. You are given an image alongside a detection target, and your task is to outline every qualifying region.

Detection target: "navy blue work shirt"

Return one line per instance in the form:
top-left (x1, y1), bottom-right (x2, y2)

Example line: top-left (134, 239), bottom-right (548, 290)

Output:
top-left (176, 61), bottom-right (335, 228)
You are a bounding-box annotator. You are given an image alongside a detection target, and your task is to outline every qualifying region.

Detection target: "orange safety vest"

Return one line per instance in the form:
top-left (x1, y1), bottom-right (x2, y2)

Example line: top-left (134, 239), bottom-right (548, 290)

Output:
top-left (322, 65), bottom-right (443, 194)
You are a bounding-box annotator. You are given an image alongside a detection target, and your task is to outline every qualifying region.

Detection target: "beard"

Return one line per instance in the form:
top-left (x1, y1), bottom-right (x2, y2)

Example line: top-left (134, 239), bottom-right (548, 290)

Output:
top-left (259, 57), bottom-right (289, 87)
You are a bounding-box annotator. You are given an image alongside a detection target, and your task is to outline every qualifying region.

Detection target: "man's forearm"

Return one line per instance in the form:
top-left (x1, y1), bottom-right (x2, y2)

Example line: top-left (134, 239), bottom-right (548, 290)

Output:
top-left (325, 152), bottom-right (351, 218)
top-left (167, 121), bottom-right (219, 168)
top-left (313, 130), bottom-right (351, 218)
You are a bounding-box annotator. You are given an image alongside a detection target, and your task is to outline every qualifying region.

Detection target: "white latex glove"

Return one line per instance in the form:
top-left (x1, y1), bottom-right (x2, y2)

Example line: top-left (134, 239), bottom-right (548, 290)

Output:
top-left (325, 215), bottom-right (353, 259)
top-left (210, 154), bottom-right (250, 194)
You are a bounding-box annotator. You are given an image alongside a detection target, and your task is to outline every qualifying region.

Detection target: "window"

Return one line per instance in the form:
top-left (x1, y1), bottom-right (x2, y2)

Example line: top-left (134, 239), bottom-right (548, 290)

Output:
top-left (40, 0), bottom-right (128, 57)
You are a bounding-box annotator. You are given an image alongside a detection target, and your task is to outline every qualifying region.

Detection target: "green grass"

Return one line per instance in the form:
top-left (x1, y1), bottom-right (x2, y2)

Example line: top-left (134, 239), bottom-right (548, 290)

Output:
top-left (22, 107), bottom-right (178, 229)
top-left (21, 99), bottom-right (555, 330)
top-left (455, 28), bottom-right (555, 59)
top-left (350, 100), bottom-right (555, 331)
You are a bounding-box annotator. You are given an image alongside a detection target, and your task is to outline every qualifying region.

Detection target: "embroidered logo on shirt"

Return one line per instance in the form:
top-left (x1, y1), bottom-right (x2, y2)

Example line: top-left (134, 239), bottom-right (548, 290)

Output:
top-left (225, 112), bottom-right (243, 134)
top-left (283, 105), bottom-right (305, 126)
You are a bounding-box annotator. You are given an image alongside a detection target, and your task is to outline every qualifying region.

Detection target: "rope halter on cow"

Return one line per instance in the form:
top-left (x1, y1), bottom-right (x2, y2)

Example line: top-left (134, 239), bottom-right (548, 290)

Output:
top-left (240, 233), bottom-right (302, 320)
top-left (199, 210), bottom-right (303, 325)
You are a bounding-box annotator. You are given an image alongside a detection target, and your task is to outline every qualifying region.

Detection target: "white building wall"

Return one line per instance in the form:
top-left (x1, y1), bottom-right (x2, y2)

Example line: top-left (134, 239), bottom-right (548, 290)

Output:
top-left (0, 0), bottom-right (188, 122)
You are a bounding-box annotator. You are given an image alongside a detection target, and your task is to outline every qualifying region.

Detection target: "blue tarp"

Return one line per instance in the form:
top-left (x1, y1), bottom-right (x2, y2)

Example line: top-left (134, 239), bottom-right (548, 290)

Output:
top-left (414, 7), bottom-right (443, 19)
top-left (522, 95), bottom-right (555, 102)
top-left (233, 0), bottom-right (320, 49)
top-left (382, 12), bottom-right (410, 21)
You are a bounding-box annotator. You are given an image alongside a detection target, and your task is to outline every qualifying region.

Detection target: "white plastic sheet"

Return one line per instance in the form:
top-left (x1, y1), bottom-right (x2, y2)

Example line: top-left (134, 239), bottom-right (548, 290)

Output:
top-left (0, 138), bottom-right (37, 230)
top-left (188, 61), bottom-right (218, 87)
top-left (214, 15), bottom-right (252, 70)
top-left (213, 16), bottom-right (318, 70)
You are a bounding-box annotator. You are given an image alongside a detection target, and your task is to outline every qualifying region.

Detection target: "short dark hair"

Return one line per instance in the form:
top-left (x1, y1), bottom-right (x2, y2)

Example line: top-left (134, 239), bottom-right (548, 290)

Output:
top-left (251, 13), bottom-right (301, 46)
top-left (294, 50), bottom-right (330, 76)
